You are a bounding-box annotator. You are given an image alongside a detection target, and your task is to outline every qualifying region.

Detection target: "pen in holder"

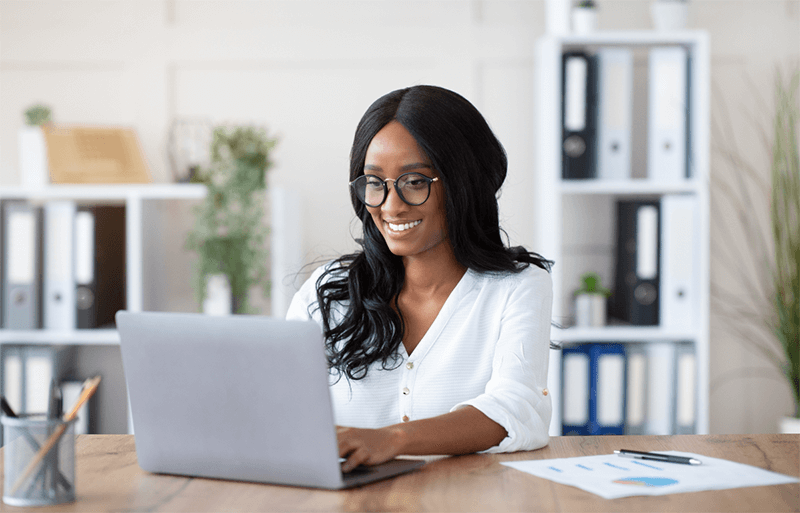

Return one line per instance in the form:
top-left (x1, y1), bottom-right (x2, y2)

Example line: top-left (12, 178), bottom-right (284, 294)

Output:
top-left (2, 414), bottom-right (77, 506)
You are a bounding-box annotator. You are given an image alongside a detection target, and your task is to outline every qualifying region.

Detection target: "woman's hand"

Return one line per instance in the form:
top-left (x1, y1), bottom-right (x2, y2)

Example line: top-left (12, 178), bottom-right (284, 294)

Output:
top-left (337, 425), bottom-right (408, 472)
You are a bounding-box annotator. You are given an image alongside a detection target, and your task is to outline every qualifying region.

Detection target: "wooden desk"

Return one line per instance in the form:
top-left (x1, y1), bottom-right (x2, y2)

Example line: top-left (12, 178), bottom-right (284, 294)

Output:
top-left (0, 434), bottom-right (796, 512)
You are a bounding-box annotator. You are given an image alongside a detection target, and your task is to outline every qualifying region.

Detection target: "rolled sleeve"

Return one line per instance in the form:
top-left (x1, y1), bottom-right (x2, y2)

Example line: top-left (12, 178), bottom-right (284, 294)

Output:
top-left (452, 268), bottom-right (553, 453)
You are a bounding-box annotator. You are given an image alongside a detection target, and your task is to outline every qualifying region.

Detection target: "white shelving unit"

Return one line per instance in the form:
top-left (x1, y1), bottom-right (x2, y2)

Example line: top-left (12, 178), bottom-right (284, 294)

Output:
top-left (533, 31), bottom-right (710, 436)
top-left (0, 183), bottom-right (206, 433)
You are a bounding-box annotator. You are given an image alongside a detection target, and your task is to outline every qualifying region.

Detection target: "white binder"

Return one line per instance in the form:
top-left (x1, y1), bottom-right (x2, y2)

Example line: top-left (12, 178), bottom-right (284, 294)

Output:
top-left (595, 349), bottom-right (625, 429)
top-left (25, 352), bottom-right (53, 414)
top-left (624, 343), bottom-right (648, 435)
top-left (596, 48), bottom-right (633, 180)
top-left (648, 46), bottom-right (688, 182)
top-left (675, 342), bottom-right (697, 434)
top-left (3, 351), bottom-right (23, 413)
top-left (562, 348), bottom-right (590, 430)
top-left (660, 195), bottom-right (698, 329)
top-left (645, 341), bottom-right (677, 435)
top-left (2, 202), bottom-right (41, 329)
top-left (44, 201), bottom-right (77, 330)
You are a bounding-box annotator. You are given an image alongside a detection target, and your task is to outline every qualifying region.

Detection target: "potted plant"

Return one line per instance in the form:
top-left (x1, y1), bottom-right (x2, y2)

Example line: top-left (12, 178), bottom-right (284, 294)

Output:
top-left (574, 272), bottom-right (611, 327)
top-left (185, 125), bottom-right (278, 315)
top-left (20, 103), bottom-right (52, 188)
top-left (651, 0), bottom-right (688, 31)
top-left (572, 0), bottom-right (597, 34)
top-left (711, 70), bottom-right (799, 432)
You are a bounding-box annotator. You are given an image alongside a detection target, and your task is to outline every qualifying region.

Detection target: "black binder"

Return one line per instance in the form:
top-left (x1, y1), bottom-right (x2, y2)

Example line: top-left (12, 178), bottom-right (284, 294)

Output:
top-left (610, 200), bottom-right (660, 325)
top-left (76, 205), bottom-right (126, 329)
top-left (561, 51), bottom-right (597, 179)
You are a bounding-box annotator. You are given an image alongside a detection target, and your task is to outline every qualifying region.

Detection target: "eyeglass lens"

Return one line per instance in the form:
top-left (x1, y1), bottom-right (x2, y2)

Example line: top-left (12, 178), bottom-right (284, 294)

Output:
top-left (353, 172), bottom-right (433, 207)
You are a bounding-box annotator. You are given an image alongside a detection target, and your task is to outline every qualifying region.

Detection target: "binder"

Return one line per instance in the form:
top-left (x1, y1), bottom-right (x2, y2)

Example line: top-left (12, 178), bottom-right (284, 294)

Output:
top-left (562, 51), bottom-right (596, 179)
top-left (2, 202), bottom-right (42, 329)
top-left (610, 200), bottom-right (660, 326)
top-left (589, 343), bottom-right (626, 435)
top-left (644, 341), bottom-right (676, 435)
top-left (624, 343), bottom-right (648, 435)
top-left (660, 194), bottom-right (698, 330)
top-left (75, 206), bottom-right (126, 329)
top-left (44, 201), bottom-right (77, 330)
top-left (648, 46), bottom-right (689, 182)
top-left (25, 350), bottom-right (53, 414)
top-left (2, 349), bottom-right (23, 413)
top-left (61, 379), bottom-right (90, 434)
top-left (674, 342), bottom-right (697, 434)
top-left (596, 48), bottom-right (633, 180)
top-left (561, 344), bottom-right (591, 435)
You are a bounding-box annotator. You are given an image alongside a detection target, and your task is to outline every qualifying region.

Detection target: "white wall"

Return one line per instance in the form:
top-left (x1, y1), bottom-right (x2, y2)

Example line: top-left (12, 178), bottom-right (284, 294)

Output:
top-left (1, 0), bottom-right (798, 434)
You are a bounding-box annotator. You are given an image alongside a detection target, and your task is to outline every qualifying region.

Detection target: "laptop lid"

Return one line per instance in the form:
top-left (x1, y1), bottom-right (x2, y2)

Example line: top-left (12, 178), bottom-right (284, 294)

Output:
top-left (117, 311), bottom-right (349, 489)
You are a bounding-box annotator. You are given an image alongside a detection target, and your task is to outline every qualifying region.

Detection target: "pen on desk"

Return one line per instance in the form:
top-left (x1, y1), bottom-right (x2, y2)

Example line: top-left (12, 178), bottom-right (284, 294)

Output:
top-left (614, 449), bottom-right (702, 466)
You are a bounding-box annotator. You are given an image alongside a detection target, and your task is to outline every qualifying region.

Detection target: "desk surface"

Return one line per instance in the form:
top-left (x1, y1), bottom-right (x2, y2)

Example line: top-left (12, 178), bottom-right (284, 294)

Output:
top-left (0, 434), bottom-right (797, 512)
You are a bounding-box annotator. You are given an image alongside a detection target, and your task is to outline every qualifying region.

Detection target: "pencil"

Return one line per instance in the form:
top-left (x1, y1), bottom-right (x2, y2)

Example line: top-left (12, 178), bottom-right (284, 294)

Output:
top-left (9, 376), bottom-right (101, 495)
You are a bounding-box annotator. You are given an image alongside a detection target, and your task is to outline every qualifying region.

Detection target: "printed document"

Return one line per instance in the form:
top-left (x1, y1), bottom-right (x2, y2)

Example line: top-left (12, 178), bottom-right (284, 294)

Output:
top-left (502, 451), bottom-right (798, 499)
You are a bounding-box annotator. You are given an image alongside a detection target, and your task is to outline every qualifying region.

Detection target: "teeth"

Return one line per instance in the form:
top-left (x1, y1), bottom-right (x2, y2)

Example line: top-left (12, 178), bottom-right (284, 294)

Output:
top-left (388, 220), bottom-right (421, 232)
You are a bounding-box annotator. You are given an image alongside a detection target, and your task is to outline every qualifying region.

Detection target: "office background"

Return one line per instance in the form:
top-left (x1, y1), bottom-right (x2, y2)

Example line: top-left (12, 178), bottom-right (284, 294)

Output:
top-left (0, 0), bottom-right (798, 435)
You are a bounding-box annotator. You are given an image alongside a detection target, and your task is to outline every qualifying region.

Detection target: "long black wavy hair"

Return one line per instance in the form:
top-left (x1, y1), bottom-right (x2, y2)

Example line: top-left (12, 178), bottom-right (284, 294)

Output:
top-left (314, 85), bottom-right (552, 382)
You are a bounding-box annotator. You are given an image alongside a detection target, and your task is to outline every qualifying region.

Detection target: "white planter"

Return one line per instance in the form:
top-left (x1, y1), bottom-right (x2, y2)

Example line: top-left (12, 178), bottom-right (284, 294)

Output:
top-left (651, 1), bottom-right (688, 31)
top-left (575, 293), bottom-right (607, 327)
top-left (571, 8), bottom-right (597, 34)
top-left (19, 126), bottom-right (49, 188)
top-left (779, 416), bottom-right (800, 434)
top-left (203, 274), bottom-right (232, 316)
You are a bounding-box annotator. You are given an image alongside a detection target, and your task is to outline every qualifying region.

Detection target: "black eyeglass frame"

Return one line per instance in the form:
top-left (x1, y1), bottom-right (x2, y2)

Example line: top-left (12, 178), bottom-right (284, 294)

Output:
top-left (349, 172), bottom-right (440, 207)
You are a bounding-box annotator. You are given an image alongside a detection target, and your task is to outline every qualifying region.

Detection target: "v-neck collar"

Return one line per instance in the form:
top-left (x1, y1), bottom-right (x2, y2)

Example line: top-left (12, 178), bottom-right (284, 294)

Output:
top-left (399, 269), bottom-right (478, 361)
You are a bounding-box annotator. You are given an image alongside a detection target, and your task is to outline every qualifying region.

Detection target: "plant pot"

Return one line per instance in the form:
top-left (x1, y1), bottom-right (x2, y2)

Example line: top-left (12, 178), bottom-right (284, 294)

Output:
top-left (778, 416), bottom-right (800, 434)
top-left (571, 7), bottom-right (597, 34)
top-left (651, 1), bottom-right (688, 31)
top-left (575, 293), bottom-right (607, 327)
top-left (19, 126), bottom-right (48, 188)
top-left (203, 274), bottom-right (232, 316)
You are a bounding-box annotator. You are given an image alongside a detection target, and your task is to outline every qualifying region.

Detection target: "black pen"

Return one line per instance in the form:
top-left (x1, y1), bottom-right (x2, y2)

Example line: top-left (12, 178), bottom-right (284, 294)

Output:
top-left (614, 449), bottom-right (702, 465)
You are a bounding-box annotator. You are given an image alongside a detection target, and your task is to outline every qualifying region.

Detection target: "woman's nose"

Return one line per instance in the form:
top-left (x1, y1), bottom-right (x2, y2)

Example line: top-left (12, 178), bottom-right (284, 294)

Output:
top-left (381, 183), bottom-right (406, 213)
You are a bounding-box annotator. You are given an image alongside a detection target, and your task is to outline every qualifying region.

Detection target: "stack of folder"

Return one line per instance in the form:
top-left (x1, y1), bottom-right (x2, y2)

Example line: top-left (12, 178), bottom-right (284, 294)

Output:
top-left (561, 46), bottom-right (691, 181)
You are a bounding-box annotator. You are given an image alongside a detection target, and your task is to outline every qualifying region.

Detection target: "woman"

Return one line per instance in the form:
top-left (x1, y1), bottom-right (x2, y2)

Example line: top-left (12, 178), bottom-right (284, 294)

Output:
top-left (286, 85), bottom-right (553, 472)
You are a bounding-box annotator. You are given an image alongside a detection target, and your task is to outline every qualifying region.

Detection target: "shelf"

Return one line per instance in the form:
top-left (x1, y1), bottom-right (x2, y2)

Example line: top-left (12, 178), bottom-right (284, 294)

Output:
top-left (552, 326), bottom-right (697, 344)
top-left (0, 329), bottom-right (120, 345)
top-left (559, 179), bottom-right (704, 196)
top-left (0, 183), bottom-right (207, 201)
top-left (558, 30), bottom-right (708, 47)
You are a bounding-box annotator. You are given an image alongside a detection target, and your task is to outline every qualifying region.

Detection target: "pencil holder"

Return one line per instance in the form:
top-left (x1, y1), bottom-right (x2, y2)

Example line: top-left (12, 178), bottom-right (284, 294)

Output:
top-left (2, 414), bottom-right (77, 507)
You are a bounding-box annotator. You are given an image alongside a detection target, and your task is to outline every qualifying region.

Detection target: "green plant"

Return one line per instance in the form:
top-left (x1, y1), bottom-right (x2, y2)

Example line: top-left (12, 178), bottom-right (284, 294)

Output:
top-left (711, 69), bottom-right (800, 418)
top-left (770, 70), bottom-right (800, 416)
top-left (575, 272), bottom-right (611, 296)
top-left (185, 126), bottom-right (278, 314)
top-left (576, 0), bottom-right (596, 8)
top-left (24, 104), bottom-right (52, 126)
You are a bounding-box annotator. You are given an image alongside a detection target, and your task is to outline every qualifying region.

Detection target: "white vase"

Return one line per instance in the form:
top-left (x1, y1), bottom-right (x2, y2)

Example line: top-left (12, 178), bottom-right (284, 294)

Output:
top-left (779, 416), bottom-right (800, 434)
top-left (651, 1), bottom-right (688, 31)
top-left (203, 274), bottom-right (232, 316)
top-left (19, 126), bottom-right (49, 188)
top-left (571, 7), bottom-right (597, 34)
top-left (575, 293), bottom-right (607, 327)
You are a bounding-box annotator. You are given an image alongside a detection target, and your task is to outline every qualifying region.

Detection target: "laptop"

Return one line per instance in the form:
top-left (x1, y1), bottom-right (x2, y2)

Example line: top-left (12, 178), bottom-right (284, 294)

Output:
top-left (115, 311), bottom-right (425, 489)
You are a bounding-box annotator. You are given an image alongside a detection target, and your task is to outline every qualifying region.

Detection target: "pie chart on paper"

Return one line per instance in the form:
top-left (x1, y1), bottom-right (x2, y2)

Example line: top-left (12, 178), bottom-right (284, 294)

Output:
top-left (613, 477), bottom-right (679, 487)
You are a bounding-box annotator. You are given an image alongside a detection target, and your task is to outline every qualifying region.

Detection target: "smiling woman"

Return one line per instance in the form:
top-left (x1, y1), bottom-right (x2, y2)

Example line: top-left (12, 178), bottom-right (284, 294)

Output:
top-left (286, 85), bottom-right (554, 472)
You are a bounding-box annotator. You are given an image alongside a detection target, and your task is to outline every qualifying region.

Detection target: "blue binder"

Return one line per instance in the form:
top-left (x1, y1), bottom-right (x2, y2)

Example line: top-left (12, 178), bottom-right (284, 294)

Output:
top-left (562, 343), bottom-right (627, 435)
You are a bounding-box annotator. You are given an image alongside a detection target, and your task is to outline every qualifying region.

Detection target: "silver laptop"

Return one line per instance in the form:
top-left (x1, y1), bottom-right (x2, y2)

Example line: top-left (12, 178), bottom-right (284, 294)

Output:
top-left (116, 311), bottom-right (424, 489)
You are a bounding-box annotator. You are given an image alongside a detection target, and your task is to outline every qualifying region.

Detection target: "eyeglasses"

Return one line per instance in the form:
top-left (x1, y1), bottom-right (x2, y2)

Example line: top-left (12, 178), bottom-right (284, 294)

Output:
top-left (350, 172), bottom-right (440, 207)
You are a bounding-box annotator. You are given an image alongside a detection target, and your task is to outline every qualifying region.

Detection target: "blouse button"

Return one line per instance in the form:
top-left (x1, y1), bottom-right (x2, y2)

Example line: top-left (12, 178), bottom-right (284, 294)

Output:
top-left (406, 362), bottom-right (414, 370)
top-left (542, 388), bottom-right (549, 396)
top-left (402, 415), bottom-right (409, 422)
top-left (403, 387), bottom-right (410, 395)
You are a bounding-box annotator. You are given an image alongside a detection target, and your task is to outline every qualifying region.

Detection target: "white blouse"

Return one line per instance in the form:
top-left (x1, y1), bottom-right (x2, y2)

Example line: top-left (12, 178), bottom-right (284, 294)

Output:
top-left (285, 263), bottom-right (553, 453)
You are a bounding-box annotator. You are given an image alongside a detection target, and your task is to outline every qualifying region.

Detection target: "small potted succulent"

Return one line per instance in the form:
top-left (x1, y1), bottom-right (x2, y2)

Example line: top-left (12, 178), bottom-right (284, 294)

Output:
top-left (20, 104), bottom-right (53, 188)
top-left (572, 0), bottom-right (597, 34)
top-left (574, 272), bottom-right (611, 327)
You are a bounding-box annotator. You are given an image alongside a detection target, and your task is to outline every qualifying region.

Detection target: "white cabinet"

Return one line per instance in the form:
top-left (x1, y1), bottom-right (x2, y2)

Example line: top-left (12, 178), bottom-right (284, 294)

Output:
top-left (533, 32), bottom-right (710, 436)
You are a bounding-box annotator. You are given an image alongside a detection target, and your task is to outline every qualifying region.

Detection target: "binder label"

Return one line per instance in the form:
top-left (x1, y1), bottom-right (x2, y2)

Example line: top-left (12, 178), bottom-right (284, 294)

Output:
top-left (8, 211), bottom-right (35, 283)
